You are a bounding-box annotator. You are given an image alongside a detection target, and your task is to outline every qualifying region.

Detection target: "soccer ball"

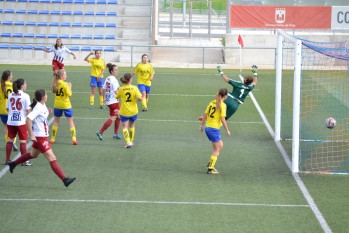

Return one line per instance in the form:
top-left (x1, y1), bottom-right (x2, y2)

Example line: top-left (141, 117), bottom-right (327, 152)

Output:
top-left (325, 117), bottom-right (337, 129)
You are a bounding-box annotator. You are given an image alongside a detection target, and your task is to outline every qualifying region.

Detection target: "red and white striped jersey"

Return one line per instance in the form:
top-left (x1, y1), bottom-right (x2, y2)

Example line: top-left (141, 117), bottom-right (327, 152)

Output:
top-left (48, 46), bottom-right (72, 63)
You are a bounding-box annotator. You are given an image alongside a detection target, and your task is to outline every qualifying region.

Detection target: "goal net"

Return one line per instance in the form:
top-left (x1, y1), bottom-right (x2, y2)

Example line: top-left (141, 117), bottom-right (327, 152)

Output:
top-left (275, 30), bottom-right (349, 174)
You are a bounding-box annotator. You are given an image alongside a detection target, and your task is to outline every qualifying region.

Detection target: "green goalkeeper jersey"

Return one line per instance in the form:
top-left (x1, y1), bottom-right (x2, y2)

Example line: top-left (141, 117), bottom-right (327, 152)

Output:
top-left (228, 80), bottom-right (255, 103)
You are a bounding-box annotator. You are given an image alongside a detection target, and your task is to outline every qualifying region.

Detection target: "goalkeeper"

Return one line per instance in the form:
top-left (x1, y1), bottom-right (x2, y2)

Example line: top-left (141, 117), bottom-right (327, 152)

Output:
top-left (200, 65), bottom-right (258, 121)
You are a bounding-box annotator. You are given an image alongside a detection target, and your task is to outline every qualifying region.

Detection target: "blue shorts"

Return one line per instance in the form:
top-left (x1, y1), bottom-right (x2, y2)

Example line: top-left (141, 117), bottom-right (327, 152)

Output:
top-left (0, 114), bottom-right (8, 124)
top-left (90, 76), bottom-right (104, 88)
top-left (54, 108), bottom-right (73, 118)
top-left (120, 114), bottom-right (138, 123)
top-left (138, 84), bottom-right (151, 94)
top-left (205, 127), bottom-right (221, 143)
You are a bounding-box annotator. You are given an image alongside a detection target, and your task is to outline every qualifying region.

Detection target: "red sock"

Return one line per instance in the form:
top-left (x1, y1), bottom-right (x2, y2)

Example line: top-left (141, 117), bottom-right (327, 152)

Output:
top-left (114, 118), bottom-right (120, 134)
top-left (6, 142), bottom-right (13, 161)
top-left (14, 152), bottom-right (33, 165)
top-left (100, 119), bottom-right (112, 134)
top-left (50, 160), bottom-right (65, 181)
top-left (20, 142), bottom-right (27, 155)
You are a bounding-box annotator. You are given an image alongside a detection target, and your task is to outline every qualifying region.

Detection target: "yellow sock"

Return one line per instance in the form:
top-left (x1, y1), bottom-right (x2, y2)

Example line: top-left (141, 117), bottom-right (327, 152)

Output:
top-left (122, 129), bottom-right (130, 143)
top-left (70, 127), bottom-right (76, 141)
top-left (129, 127), bottom-right (135, 142)
top-left (141, 99), bottom-right (147, 109)
top-left (5, 134), bottom-right (8, 142)
top-left (90, 95), bottom-right (94, 106)
top-left (13, 137), bottom-right (16, 143)
top-left (146, 98), bottom-right (149, 106)
top-left (51, 125), bottom-right (58, 141)
top-left (99, 95), bottom-right (104, 106)
top-left (208, 155), bottom-right (218, 169)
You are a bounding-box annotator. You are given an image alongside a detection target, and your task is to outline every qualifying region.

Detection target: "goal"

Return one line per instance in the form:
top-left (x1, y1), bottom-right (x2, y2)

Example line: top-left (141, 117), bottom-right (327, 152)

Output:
top-left (275, 30), bottom-right (349, 174)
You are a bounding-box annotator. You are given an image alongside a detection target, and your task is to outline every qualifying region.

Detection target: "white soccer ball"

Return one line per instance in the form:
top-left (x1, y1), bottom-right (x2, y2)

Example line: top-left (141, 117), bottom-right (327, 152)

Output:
top-left (325, 117), bottom-right (337, 129)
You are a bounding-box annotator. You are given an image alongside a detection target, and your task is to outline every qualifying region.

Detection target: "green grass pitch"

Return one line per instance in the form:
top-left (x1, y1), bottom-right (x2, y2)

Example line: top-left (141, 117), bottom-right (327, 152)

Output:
top-left (0, 65), bottom-right (348, 233)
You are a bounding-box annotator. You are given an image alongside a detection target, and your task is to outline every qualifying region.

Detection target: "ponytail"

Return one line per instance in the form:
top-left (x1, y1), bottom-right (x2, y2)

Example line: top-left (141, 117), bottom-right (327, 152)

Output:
top-left (216, 88), bottom-right (228, 112)
top-left (31, 89), bottom-right (46, 109)
top-left (51, 69), bottom-right (64, 93)
top-left (120, 73), bottom-right (132, 84)
top-left (13, 78), bottom-right (25, 94)
top-left (1, 70), bottom-right (11, 98)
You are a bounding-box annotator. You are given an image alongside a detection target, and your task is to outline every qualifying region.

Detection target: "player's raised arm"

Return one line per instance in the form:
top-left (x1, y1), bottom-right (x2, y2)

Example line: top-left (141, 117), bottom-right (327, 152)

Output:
top-left (217, 66), bottom-right (230, 83)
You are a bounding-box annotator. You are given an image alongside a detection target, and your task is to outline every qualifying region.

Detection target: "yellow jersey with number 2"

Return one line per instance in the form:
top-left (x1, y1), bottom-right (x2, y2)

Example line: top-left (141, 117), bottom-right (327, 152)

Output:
top-left (116, 84), bottom-right (142, 117)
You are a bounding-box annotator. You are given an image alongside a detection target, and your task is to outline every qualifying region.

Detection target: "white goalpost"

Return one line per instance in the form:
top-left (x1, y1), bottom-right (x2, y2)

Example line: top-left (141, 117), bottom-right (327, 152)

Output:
top-left (275, 29), bottom-right (349, 174)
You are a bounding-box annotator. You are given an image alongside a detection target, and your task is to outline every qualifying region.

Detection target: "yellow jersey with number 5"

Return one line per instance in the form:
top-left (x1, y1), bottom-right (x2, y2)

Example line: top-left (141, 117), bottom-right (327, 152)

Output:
top-left (205, 100), bottom-right (227, 129)
top-left (0, 81), bottom-right (13, 114)
top-left (116, 84), bottom-right (142, 116)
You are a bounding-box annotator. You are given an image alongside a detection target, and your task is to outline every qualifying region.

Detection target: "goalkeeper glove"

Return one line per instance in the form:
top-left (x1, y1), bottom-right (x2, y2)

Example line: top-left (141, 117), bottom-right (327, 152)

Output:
top-left (217, 66), bottom-right (224, 75)
top-left (251, 65), bottom-right (258, 76)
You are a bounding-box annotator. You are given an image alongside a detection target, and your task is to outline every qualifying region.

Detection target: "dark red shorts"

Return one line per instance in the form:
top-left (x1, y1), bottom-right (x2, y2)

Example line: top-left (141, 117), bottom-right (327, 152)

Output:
top-left (52, 60), bottom-right (64, 71)
top-left (108, 103), bottom-right (120, 117)
top-left (32, 137), bottom-right (51, 153)
top-left (7, 124), bottom-right (28, 140)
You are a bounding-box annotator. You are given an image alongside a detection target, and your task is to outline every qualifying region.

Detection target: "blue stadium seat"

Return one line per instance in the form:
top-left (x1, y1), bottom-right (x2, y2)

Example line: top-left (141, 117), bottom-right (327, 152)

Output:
top-left (69, 46), bottom-right (80, 51)
top-left (81, 46), bottom-right (92, 51)
top-left (104, 35), bottom-right (115, 39)
top-left (24, 33), bottom-right (35, 38)
top-left (40, 0), bottom-right (51, 3)
top-left (0, 44), bottom-right (10, 49)
top-left (3, 21), bottom-right (14, 25)
top-left (52, 0), bottom-right (62, 3)
top-left (48, 34), bottom-right (58, 38)
top-left (59, 34), bottom-right (69, 39)
top-left (27, 10), bottom-right (38, 14)
top-left (93, 46), bottom-right (103, 51)
top-left (93, 35), bottom-right (103, 39)
top-left (72, 22), bottom-right (82, 27)
top-left (106, 23), bottom-right (116, 28)
top-left (104, 47), bottom-right (115, 52)
top-left (16, 9), bottom-right (26, 14)
top-left (13, 33), bottom-right (23, 38)
top-left (82, 35), bottom-right (93, 39)
top-left (74, 0), bottom-right (84, 3)
top-left (83, 23), bottom-right (93, 27)
top-left (39, 10), bottom-right (49, 15)
top-left (4, 9), bottom-right (15, 14)
top-left (60, 22), bottom-right (71, 27)
top-left (11, 45), bottom-right (22, 49)
top-left (29, 0), bottom-right (40, 3)
top-left (50, 10), bottom-right (61, 15)
top-left (23, 45), bottom-right (33, 50)
top-left (96, 12), bottom-right (106, 16)
top-left (34, 46), bottom-right (45, 50)
top-left (107, 12), bottom-right (117, 16)
top-left (36, 34), bottom-right (46, 38)
top-left (37, 22), bottom-right (48, 26)
top-left (97, 0), bottom-right (106, 4)
top-left (1, 32), bottom-right (11, 37)
top-left (73, 11), bottom-right (83, 15)
top-left (71, 34), bottom-right (81, 39)
top-left (0, 9), bottom-right (3, 13)
top-left (25, 21), bottom-right (36, 26)
top-left (49, 22), bottom-right (59, 27)
top-left (107, 0), bottom-right (117, 4)
top-left (18, 0), bottom-right (29, 2)
top-left (84, 11), bottom-right (94, 16)
top-left (85, 0), bottom-right (95, 4)
top-left (62, 11), bottom-right (72, 15)
top-left (15, 21), bottom-right (25, 26)
top-left (63, 0), bottom-right (73, 3)
top-left (95, 23), bottom-right (104, 27)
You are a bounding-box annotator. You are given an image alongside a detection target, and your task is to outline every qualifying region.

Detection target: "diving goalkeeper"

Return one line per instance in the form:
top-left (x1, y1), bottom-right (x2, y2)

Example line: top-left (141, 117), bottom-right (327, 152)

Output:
top-left (199, 65), bottom-right (258, 121)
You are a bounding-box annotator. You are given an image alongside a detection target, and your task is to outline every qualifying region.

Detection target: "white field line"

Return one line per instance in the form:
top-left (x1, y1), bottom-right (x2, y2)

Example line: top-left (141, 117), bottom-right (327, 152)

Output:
top-left (0, 117), bottom-right (54, 178)
top-left (0, 198), bottom-right (309, 208)
top-left (241, 75), bottom-right (333, 233)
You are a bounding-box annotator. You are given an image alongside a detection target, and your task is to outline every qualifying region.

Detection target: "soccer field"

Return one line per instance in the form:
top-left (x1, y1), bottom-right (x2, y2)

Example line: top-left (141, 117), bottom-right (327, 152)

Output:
top-left (0, 64), bottom-right (348, 233)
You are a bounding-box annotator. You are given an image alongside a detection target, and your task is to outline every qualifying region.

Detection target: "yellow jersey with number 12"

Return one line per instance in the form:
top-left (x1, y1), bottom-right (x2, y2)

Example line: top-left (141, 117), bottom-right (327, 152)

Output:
top-left (204, 100), bottom-right (227, 129)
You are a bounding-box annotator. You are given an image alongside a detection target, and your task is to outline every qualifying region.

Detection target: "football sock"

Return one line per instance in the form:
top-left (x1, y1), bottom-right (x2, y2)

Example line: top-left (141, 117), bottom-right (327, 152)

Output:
top-left (5, 141), bottom-right (12, 161)
top-left (146, 98), bottom-right (149, 106)
top-left (122, 129), bottom-right (131, 143)
top-left (100, 119), bottom-right (112, 134)
top-left (51, 125), bottom-right (58, 141)
top-left (208, 155), bottom-right (218, 169)
top-left (19, 142), bottom-right (27, 155)
top-left (50, 160), bottom-right (65, 181)
top-left (13, 137), bottom-right (17, 144)
top-left (70, 127), bottom-right (77, 141)
top-left (99, 96), bottom-right (104, 106)
top-left (129, 127), bottom-right (135, 142)
top-left (14, 152), bottom-right (33, 165)
top-left (141, 99), bottom-right (147, 109)
top-left (90, 95), bottom-right (94, 106)
top-left (114, 118), bottom-right (120, 134)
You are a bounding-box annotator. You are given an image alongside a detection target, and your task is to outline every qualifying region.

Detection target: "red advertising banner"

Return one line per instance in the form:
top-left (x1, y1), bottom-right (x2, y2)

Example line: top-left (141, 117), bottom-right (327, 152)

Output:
top-left (230, 5), bottom-right (331, 29)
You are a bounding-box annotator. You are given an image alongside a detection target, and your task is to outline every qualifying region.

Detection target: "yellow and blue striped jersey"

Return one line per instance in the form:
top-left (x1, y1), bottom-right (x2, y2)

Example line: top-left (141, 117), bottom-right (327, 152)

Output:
top-left (205, 100), bottom-right (227, 129)
top-left (53, 80), bottom-right (72, 109)
top-left (0, 81), bottom-right (13, 114)
top-left (133, 62), bottom-right (154, 86)
top-left (116, 84), bottom-right (142, 116)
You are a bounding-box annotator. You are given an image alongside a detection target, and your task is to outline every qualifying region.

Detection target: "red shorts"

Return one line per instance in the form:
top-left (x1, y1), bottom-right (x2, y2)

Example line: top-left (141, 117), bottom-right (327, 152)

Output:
top-left (52, 60), bottom-right (64, 71)
top-left (108, 103), bottom-right (120, 116)
top-left (32, 137), bottom-right (51, 153)
top-left (7, 124), bottom-right (28, 140)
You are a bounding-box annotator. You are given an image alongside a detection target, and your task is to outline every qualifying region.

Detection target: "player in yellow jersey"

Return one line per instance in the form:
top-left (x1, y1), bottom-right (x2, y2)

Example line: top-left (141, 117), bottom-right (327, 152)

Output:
top-left (49, 69), bottom-right (77, 145)
top-left (0, 70), bottom-right (19, 158)
top-left (131, 54), bottom-right (154, 112)
top-left (84, 50), bottom-right (105, 110)
top-left (116, 73), bottom-right (143, 148)
top-left (200, 88), bottom-right (231, 174)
